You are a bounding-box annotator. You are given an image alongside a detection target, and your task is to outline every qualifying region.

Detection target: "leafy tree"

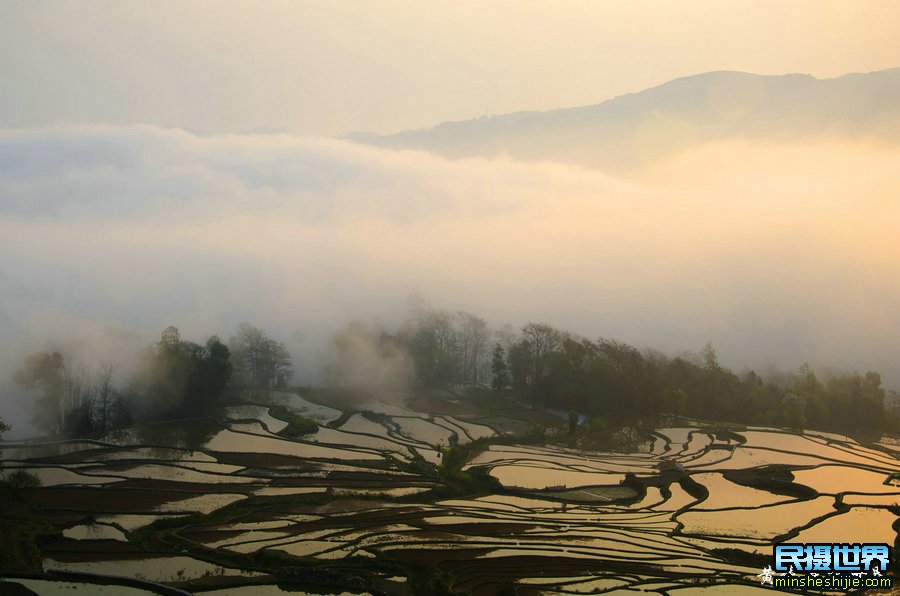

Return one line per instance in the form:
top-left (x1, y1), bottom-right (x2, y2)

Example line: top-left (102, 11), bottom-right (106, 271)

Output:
top-left (665, 388), bottom-right (689, 415)
top-left (701, 342), bottom-right (720, 371)
top-left (0, 417), bottom-right (8, 459)
top-left (0, 417), bottom-right (42, 492)
top-left (782, 393), bottom-right (806, 428)
top-left (792, 363), bottom-right (825, 427)
top-left (131, 326), bottom-right (192, 416)
top-left (202, 336), bottom-right (233, 401)
top-left (568, 411), bottom-right (580, 433)
top-left (5, 469), bottom-right (41, 490)
top-left (131, 326), bottom-right (233, 419)
top-left (507, 340), bottom-right (532, 389)
top-left (14, 352), bottom-right (65, 435)
top-left (491, 343), bottom-right (510, 391)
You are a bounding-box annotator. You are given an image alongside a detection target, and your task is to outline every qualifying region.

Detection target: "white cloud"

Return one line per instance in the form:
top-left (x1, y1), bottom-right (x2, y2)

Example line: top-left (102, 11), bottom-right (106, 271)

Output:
top-left (1, 125), bottom-right (899, 435)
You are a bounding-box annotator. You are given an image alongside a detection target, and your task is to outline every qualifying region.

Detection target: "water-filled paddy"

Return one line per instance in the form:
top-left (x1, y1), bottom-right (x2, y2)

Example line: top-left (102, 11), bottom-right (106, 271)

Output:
top-left (204, 428), bottom-right (383, 461)
top-left (489, 463), bottom-right (627, 489)
top-left (224, 404), bottom-right (289, 434)
top-left (0, 465), bottom-right (124, 486)
top-left (62, 522), bottom-right (129, 541)
top-left (93, 513), bottom-right (188, 531)
top-left (0, 578), bottom-right (156, 595)
top-left (81, 462), bottom-right (258, 484)
top-left (43, 555), bottom-right (261, 582)
top-left (793, 506), bottom-right (898, 544)
top-left (789, 464), bottom-right (894, 494)
top-left (68, 446), bottom-right (218, 463)
top-left (3, 398), bottom-right (898, 595)
top-left (153, 492), bottom-right (247, 514)
top-left (689, 472), bottom-right (791, 509)
top-left (440, 416), bottom-right (495, 441)
top-left (274, 392), bottom-right (341, 424)
top-left (676, 496), bottom-right (838, 539)
top-left (1, 440), bottom-right (105, 460)
top-left (308, 425), bottom-right (413, 461)
top-left (392, 416), bottom-right (456, 446)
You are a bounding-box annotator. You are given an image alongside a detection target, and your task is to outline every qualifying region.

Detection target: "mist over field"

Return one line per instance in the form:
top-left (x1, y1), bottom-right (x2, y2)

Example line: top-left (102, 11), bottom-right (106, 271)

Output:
top-left (1, 1), bottom-right (899, 440)
top-left (1, 120), bottom-right (898, 435)
top-left (3, 7), bottom-right (900, 594)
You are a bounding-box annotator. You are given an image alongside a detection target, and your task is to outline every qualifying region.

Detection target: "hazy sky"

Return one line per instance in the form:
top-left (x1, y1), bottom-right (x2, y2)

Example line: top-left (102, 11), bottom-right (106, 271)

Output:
top-left (1, 3), bottom-right (899, 436)
top-left (2, 1), bottom-right (900, 135)
top-left (1, 126), bottom-right (898, 388)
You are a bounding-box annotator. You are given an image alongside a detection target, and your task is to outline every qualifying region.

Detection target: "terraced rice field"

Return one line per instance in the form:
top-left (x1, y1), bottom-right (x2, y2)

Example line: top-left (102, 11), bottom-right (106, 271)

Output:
top-left (1, 392), bottom-right (897, 595)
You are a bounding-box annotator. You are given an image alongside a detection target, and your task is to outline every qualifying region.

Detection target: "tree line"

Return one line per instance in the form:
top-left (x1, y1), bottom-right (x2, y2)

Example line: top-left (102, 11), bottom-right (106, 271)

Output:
top-left (12, 308), bottom-right (899, 438)
top-left (13, 323), bottom-right (292, 438)
top-left (384, 308), bottom-right (898, 434)
top-left (398, 308), bottom-right (491, 388)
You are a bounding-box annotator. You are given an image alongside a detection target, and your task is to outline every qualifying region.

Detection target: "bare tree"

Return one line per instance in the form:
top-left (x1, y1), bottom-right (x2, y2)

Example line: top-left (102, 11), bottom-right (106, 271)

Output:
top-left (264, 340), bottom-right (293, 389)
top-left (63, 363), bottom-right (92, 431)
top-left (457, 311), bottom-right (489, 383)
top-left (428, 310), bottom-right (459, 356)
top-left (495, 324), bottom-right (518, 360)
top-left (94, 363), bottom-right (116, 433)
top-left (521, 323), bottom-right (563, 384)
top-left (230, 323), bottom-right (293, 397)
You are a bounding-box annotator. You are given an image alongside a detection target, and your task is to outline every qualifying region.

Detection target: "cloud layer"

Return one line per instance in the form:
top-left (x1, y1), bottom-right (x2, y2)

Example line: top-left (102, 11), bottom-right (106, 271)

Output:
top-left (1, 125), bottom-right (899, 434)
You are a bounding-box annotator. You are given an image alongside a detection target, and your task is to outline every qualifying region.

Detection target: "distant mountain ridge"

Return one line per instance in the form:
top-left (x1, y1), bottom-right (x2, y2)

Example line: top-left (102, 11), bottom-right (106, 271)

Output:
top-left (349, 69), bottom-right (900, 169)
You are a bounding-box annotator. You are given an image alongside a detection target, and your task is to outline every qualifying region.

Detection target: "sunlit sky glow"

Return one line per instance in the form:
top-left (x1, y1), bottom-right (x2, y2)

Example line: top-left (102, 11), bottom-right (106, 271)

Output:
top-left (1, 2), bottom-right (899, 435)
top-left (2, 0), bottom-right (899, 134)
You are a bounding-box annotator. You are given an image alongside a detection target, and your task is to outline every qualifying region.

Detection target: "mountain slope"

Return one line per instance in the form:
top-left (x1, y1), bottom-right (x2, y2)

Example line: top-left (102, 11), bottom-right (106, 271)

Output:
top-left (350, 69), bottom-right (900, 169)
